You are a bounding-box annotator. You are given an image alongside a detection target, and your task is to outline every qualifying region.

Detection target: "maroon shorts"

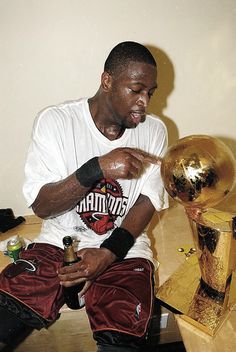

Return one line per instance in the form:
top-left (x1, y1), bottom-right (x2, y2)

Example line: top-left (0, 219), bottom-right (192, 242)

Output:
top-left (0, 243), bottom-right (154, 337)
top-left (85, 257), bottom-right (154, 337)
top-left (0, 243), bottom-right (64, 324)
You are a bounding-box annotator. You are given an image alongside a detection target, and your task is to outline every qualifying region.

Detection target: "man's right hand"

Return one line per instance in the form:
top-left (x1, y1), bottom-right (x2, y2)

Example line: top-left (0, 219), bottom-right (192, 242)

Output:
top-left (99, 147), bottom-right (160, 180)
top-left (58, 247), bottom-right (116, 296)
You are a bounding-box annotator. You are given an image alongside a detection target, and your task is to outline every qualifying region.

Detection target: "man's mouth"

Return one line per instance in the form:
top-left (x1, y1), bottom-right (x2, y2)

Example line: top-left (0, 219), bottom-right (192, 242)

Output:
top-left (130, 111), bottom-right (145, 124)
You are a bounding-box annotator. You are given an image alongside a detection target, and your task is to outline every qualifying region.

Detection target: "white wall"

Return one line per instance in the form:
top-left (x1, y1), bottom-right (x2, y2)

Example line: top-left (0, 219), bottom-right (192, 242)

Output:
top-left (0, 0), bottom-right (235, 216)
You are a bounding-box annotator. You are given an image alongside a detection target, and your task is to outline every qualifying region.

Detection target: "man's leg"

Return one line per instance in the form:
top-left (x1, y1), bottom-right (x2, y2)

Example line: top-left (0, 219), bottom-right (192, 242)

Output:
top-left (0, 243), bottom-right (65, 350)
top-left (85, 258), bottom-right (157, 352)
top-left (94, 298), bottom-right (162, 352)
top-left (94, 330), bottom-right (146, 352)
top-left (0, 307), bottom-right (34, 351)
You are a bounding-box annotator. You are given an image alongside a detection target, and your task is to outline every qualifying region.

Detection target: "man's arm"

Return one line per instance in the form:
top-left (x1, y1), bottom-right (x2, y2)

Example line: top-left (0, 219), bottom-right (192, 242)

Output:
top-left (120, 194), bottom-right (155, 238)
top-left (58, 194), bottom-right (155, 293)
top-left (32, 173), bottom-right (88, 219)
top-left (32, 147), bottom-right (159, 219)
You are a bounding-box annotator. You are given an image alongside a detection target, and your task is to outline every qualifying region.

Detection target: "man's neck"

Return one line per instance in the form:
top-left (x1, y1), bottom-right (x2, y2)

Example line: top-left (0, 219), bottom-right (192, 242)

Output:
top-left (88, 95), bottom-right (125, 141)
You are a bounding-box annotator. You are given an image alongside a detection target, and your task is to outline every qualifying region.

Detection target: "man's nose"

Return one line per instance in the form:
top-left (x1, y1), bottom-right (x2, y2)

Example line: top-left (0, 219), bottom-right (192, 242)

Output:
top-left (136, 94), bottom-right (149, 108)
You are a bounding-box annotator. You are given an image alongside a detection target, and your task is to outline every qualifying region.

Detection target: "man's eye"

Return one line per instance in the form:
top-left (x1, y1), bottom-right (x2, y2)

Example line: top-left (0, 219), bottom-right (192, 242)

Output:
top-left (131, 89), bottom-right (141, 94)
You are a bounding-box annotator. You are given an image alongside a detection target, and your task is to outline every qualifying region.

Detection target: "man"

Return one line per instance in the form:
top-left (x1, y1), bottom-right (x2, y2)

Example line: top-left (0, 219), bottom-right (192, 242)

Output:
top-left (0, 41), bottom-right (168, 351)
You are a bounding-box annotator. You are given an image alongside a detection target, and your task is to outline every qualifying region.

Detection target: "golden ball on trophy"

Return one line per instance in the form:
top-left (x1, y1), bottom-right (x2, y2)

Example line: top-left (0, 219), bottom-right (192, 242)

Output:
top-left (161, 135), bottom-right (236, 209)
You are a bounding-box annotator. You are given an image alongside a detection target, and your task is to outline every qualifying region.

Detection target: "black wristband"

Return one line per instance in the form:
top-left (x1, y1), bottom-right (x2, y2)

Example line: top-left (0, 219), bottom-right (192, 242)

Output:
top-left (100, 227), bottom-right (135, 260)
top-left (75, 157), bottom-right (104, 188)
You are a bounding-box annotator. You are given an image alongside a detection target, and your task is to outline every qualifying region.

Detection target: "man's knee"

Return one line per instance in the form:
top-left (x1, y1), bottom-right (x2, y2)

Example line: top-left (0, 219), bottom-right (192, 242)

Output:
top-left (94, 298), bottom-right (162, 352)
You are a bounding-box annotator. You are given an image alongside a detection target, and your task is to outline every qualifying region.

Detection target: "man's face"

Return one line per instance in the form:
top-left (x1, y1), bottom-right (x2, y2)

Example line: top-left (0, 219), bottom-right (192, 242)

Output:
top-left (105, 61), bottom-right (157, 129)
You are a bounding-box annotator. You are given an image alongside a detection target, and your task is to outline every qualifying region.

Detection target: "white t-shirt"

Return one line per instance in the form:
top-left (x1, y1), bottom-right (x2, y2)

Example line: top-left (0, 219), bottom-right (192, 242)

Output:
top-left (23, 98), bottom-right (168, 263)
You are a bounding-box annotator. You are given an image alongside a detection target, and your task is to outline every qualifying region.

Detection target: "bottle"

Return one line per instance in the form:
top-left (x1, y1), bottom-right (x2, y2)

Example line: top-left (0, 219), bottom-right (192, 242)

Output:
top-left (62, 236), bottom-right (85, 309)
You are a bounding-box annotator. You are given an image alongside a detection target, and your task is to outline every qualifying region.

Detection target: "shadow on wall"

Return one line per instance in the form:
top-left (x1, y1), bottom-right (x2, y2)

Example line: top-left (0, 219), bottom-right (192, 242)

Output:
top-left (146, 45), bottom-right (179, 146)
top-left (143, 46), bottom-right (178, 266)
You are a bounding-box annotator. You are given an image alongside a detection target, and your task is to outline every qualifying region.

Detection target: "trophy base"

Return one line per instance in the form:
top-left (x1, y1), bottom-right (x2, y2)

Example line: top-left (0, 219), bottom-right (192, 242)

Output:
top-left (157, 255), bottom-right (236, 336)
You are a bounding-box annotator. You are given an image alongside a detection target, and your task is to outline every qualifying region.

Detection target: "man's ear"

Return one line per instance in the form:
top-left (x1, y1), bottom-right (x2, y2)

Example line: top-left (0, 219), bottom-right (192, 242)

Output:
top-left (101, 71), bottom-right (112, 92)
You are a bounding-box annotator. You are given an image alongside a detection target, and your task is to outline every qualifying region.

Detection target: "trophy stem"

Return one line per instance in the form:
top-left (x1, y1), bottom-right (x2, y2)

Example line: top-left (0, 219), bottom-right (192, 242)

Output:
top-left (157, 208), bottom-right (236, 336)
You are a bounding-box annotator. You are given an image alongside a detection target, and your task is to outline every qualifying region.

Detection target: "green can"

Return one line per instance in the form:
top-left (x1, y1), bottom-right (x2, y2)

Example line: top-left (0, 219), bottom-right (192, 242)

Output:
top-left (7, 236), bottom-right (22, 262)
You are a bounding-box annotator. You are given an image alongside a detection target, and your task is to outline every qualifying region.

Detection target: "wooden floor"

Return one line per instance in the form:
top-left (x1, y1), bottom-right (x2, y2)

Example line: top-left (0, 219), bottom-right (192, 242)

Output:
top-left (15, 309), bottom-right (97, 352)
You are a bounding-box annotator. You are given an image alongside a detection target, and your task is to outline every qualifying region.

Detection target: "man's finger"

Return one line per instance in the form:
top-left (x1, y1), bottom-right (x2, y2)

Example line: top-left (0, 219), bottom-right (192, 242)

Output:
top-left (78, 280), bottom-right (92, 297)
top-left (131, 149), bottom-right (162, 165)
top-left (143, 155), bottom-right (162, 165)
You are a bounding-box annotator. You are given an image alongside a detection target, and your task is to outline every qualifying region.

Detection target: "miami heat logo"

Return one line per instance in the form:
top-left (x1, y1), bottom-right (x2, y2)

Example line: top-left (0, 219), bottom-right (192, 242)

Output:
top-left (76, 179), bottom-right (128, 235)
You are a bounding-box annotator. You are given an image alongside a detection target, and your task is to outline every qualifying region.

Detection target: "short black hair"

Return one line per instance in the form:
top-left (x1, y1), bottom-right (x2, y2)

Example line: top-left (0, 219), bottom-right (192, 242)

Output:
top-left (104, 41), bottom-right (156, 76)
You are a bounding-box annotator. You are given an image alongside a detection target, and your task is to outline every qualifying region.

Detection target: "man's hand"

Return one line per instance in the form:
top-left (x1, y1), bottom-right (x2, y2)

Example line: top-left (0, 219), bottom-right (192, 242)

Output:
top-left (58, 247), bottom-right (116, 296)
top-left (99, 147), bottom-right (160, 180)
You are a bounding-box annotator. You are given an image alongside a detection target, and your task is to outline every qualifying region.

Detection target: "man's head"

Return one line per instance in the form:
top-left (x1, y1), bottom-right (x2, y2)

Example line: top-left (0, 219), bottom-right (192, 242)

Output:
top-left (100, 41), bottom-right (157, 129)
top-left (104, 41), bottom-right (156, 77)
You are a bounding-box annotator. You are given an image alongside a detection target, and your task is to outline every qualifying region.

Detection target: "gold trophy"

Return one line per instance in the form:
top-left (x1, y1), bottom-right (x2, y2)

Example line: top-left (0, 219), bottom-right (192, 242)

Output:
top-left (157, 135), bottom-right (236, 335)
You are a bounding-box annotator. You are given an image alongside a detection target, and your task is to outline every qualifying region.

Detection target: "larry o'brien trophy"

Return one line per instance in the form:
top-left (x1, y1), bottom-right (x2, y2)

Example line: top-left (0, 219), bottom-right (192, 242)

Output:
top-left (157, 135), bottom-right (236, 336)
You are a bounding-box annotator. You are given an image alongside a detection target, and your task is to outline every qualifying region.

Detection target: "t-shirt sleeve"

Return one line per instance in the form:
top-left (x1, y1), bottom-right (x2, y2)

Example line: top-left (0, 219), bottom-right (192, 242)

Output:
top-left (141, 119), bottom-right (169, 211)
top-left (23, 108), bottom-right (67, 207)
top-left (141, 165), bottom-right (169, 211)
